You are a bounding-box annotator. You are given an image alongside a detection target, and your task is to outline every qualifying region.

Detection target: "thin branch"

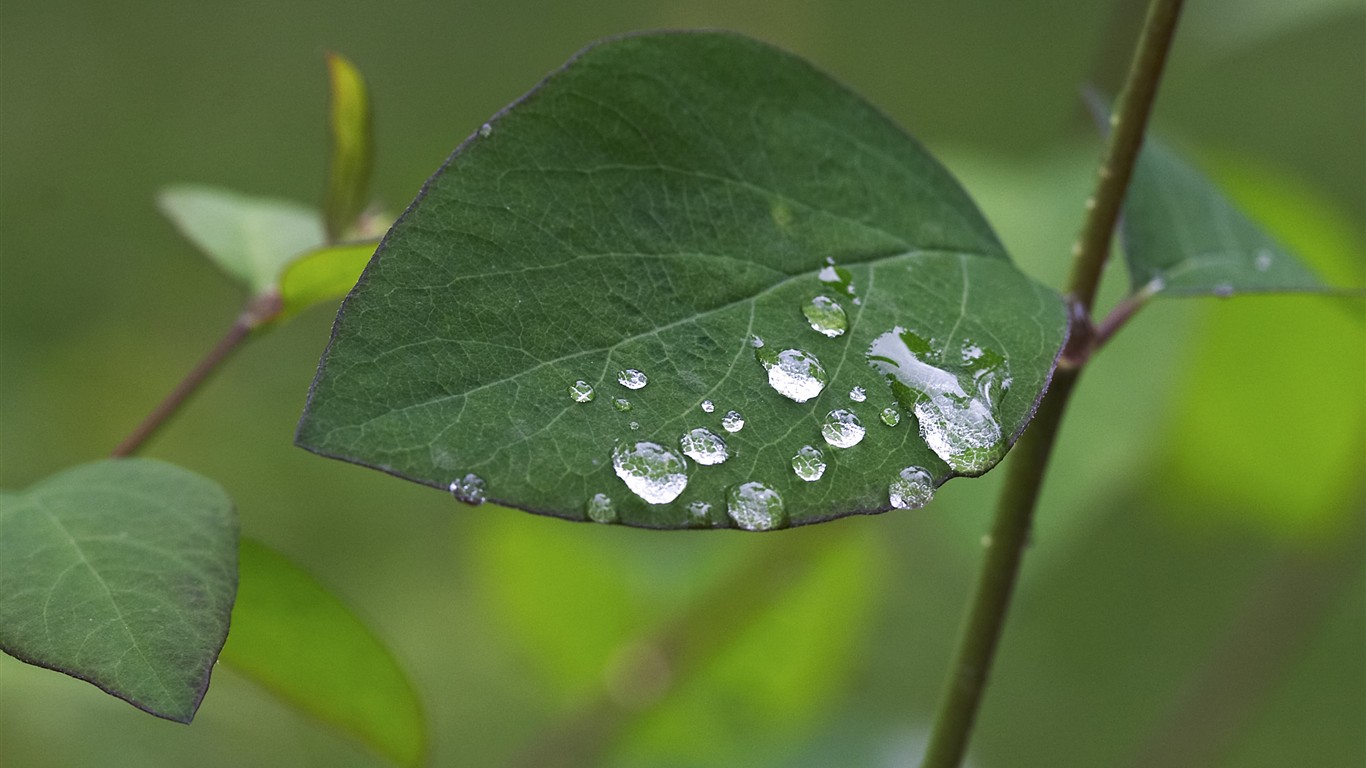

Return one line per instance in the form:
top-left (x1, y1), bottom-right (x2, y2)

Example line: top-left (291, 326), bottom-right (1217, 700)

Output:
top-left (112, 291), bottom-right (280, 457)
top-left (920, 1), bottom-right (1186, 765)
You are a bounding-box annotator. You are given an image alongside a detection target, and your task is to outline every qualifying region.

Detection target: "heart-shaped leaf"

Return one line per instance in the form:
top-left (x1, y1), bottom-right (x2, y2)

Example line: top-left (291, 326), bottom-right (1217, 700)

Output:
top-left (220, 538), bottom-right (426, 766)
top-left (1120, 132), bottom-right (1336, 297)
top-left (0, 459), bottom-right (238, 722)
top-left (297, 32), bottom-right (1068, 529)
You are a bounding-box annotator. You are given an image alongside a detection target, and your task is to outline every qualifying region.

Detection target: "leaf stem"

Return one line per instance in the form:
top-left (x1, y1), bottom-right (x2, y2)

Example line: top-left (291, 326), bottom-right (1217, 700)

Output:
top-left (112, 292), bottom-right (281, 457)
top-left (921, 1), bottom-right (1185, 765)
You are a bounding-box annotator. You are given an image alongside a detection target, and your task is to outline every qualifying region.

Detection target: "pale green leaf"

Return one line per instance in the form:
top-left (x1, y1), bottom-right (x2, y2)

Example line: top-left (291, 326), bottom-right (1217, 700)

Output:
top-left (278, 240), bottom-right (379, 318)
top-left (159, 184), bottom-right (325, 295)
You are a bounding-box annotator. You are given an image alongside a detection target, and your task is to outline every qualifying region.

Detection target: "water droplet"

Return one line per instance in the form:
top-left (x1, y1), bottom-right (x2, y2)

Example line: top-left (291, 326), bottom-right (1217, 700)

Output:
top-left (821, 408), bottom-right (866, 448)
top-left (726, 482), bottom-right (787, 531)
top-left (867, 326), bottom-right (1010, 474)
top-left (478, 122), bottom-right (493, 138)
top-left (679, 427), bottom-right (729, 465)
top-left (849, 386), bottom-right (867, 402)
top-left (722, 410), bottom-right (745, 433)
top-left (758, 348), bottom-right (828, 403)
top-left (701, 399), bottom-right (715, 413)
top-left (802, 295), bottom-right (848, 338)
top-left (687, 500), bottom-right (714, 524)
top-left (612, 397), bottom-right (632, 412)
top-left (880, 406), bottom-right (901, 427)
top-left (1254, 249), bottom-right (1273, 271)
top-left (449, 474), bottom-right (486, 506)
top-left (586, 493), bottom-right (617, 523)
top-left (629, 421), bottom-right (641, 430)
top-left (617, 369), bottom-right (648, 390)
top-left (1213, 282), bottom-right (1234, 298)
top-left (790, 445), bottom-right (827, 482)
top-left (750, 335), bottom-right (765, 349)
top-left (568, 380), bottom-right (596, 403)
top-left (818, 264), bottom-right (856, 296)
top-left (888, 466), bottom-right (935, 509)
top-left (611, 441), bottom-right (689, 504)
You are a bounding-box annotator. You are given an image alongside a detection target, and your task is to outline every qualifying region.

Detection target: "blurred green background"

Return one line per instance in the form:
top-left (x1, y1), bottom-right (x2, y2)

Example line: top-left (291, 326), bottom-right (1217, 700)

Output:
top-left (2, 0), bottom-right (1362, 766)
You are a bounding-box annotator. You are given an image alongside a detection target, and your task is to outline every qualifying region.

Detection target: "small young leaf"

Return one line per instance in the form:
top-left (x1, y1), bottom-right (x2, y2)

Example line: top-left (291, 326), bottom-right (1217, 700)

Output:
top-left (297, 32), bottom-right (1068, 529)
top-left (323, 52), bottom-right (375, 242)
top-left (0, 459), bottom-right (238, 723)
top-left (159, 184), bottom-right (325, 295)
top-left (278, 240), bottom-right (379, 318)
top-left (219, 539), bottom-right (426, 766)
top-left (1120, 133), bottom-right (1332, 297)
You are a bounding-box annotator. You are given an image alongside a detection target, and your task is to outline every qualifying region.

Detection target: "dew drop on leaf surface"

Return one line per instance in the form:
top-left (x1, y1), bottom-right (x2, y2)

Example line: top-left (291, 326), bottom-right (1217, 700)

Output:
top-left (616, 369), bottom-right (648, 390)
top-left (758, 348), bottom-right (828, 403)
top-left (866, 326), bottom-right (1010, 473)
top-left (880, 406), bottom-right (901, 427)
top-left (701, 399), bottom-right (716, 413)
top-left (821, 409), bottom-right (865, 449)
top-left (802, 295), bottom-right (848, 338)
top-left (849, 386), bottom-right (867, 402)
top-left (679, 427), bottom-right (729, 466)
top-left (568, 380), bottom-right (596, 403)
top-left (611, 441), bottom-right (689, 504)
top-left (612, 397), bottom-right (632, 412)
top-left (449, 474), bottom-right (487, 506)
top-left (726, 482), bottom-right (787, 531)
top-left (586, 492), bottom-right (618, 523)
top-left (721, 410), bottom-right (745, 433)
top-left (687, 500), bottom-right (714, 525)
top-left (790, 445), bottom-right (827, 482)
top-left (888, 466), bottom-right (935, 509)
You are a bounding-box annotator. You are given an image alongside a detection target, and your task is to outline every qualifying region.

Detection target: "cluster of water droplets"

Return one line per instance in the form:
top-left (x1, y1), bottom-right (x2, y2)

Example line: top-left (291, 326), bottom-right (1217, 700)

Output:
top-left (866, 326), bottom-right (1011, 474)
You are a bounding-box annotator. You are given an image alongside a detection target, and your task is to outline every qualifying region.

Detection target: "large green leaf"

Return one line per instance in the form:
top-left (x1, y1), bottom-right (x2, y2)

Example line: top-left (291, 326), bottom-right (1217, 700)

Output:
top-left (1120, 133), bottom-right (1333, 297)
top-left (220, 539), bottom-right (426, 766)
top-left (159, 184), bottom-right (325, 295)
top-left (297, 32), bottom-right (1069, 529)
top-left (0, 459), bottom-right (237, 722)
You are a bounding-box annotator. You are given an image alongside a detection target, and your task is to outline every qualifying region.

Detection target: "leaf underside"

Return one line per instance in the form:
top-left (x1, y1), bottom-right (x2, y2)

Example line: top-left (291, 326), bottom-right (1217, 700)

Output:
top-left (0, 459), bottom-right (238, 722)
top-left (297, 31), bottom-right (1068, 529)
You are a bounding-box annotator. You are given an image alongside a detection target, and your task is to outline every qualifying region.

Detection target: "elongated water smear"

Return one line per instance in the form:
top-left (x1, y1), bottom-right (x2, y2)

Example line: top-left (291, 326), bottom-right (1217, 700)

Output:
top-left (866, 326), bottom-right (1011, 474)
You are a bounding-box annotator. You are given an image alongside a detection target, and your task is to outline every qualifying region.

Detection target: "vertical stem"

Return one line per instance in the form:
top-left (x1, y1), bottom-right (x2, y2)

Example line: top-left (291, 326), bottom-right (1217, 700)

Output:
top-left (921, 0), bottom-right (1186, 765)
top-left (1067, 0), bottom-right (1185, 315)
top-left (919, 371), bottom-right (1077, 768)
top-left (111, 292), bottom-right (279, 457)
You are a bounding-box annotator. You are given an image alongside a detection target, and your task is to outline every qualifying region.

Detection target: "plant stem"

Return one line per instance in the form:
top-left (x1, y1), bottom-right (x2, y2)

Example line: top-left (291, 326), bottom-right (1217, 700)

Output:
top-left (112, 291), bottom-right (280, 457)
top-left (1066, 0), bottom-right (1185, 316)
top-left (919, 370), bottom-right (1076, 768)
top-left (921, 1), bottom-right (1185, 765)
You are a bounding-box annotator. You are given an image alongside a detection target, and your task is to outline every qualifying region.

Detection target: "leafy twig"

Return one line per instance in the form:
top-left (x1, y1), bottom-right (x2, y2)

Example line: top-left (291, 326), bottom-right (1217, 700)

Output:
top-left (920, 1), bottom-right (1186, 765)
